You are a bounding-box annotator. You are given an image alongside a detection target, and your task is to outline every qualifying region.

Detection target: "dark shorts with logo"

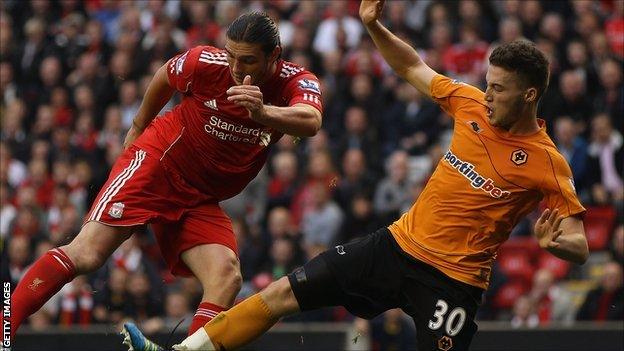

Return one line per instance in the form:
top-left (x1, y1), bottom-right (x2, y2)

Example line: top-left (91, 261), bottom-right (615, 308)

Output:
top-left (288, 228), bottom-right (484, 351)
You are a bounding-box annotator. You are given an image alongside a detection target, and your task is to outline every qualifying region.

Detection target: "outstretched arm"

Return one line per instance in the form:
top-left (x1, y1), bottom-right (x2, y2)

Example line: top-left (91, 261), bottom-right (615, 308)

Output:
top-left (534, 208), bottom-right (589, 264)
top-left (359, 0), bottom-right (437, 97)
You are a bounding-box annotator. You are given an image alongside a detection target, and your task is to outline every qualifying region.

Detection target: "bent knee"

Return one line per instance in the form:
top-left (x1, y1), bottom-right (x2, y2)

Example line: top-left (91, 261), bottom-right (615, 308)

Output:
top-left (208, 256), bottom-right (242, 291)
top-left (61, 244), bottom-right (106, 273)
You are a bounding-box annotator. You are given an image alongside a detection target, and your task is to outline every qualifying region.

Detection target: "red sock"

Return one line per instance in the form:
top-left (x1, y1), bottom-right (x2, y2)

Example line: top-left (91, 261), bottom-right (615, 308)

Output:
top-left (188, 301), bottom-right (226, 335)
top-left (10, 248), bottom-right (76, 337)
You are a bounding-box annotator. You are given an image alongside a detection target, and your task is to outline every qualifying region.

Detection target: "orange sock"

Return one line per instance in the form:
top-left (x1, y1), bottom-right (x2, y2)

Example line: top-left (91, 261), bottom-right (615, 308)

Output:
top-left (203, 293), bottom-right (278, 350)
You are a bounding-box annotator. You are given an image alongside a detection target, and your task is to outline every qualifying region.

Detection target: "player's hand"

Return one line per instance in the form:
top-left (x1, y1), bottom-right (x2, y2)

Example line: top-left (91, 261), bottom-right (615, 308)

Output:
top-left (227, 75), bottom-right (265, 121)
top-left (123, 124), bottom-right (142, 150)
top-left (360, 0), bottom-right (385, 26)
top-left (534, 208), bottom-right (564, 249)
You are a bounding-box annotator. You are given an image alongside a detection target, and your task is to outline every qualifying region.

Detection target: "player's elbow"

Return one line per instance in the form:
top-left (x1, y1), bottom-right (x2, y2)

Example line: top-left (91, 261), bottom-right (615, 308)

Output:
top-left (301, 113), bottom-right (322, 137)
top-left (577, 243), bottom-right (589, 265)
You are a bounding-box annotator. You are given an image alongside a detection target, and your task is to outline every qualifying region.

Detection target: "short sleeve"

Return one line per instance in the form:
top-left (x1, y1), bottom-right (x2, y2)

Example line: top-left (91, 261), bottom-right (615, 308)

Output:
top-left (430, 74), bottom-right (486, 118)
top-left (283, 73), bottom-right (323, 113)
top-left (541, 151), bottom-right (586, 218)
top-left (166, 47), bottom-right (203, 94)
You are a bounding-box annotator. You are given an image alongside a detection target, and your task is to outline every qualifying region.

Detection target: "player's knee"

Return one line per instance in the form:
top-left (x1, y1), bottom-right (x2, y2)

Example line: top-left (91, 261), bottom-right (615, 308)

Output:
top-left (220, 256), bottom-right (242, 293)
top-left (60, 244), bottom-right (106, 274)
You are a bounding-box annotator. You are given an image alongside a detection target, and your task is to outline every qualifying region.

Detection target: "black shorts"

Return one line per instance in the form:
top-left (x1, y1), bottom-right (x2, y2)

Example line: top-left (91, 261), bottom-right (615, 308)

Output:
top-left (288, 228), bottom-right (484, 351)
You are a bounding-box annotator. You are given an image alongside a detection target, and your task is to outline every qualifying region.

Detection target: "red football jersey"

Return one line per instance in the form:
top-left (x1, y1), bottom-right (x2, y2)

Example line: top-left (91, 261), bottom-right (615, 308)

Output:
top-left (134, 46), bottom-right (323, 201)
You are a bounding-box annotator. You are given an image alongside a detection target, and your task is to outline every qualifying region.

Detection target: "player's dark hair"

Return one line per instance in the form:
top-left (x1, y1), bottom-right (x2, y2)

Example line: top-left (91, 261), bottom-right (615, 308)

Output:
top-left (489, 40), bottom-right (550, 100)
top-left (226, 12), bottom-right (281, 56)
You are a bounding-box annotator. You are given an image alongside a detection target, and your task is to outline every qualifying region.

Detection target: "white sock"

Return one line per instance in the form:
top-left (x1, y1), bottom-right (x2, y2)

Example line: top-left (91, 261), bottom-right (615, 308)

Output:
top-left (172, 327), bottom-right (216, 350)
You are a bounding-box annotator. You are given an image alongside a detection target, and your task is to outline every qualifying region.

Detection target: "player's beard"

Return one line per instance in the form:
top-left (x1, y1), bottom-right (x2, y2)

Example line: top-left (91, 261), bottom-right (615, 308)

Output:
top-left (496, 95), bottom-right (526, 130)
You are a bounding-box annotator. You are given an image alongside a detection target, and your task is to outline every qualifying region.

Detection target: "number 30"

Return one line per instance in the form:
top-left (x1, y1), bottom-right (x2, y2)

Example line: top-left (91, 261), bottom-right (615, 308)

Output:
top-left (427, 299), bottom-right (466, 336)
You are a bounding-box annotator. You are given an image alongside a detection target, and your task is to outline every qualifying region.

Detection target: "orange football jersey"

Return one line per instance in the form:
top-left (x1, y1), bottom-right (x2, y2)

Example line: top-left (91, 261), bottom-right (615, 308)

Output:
top-left (389, 74), bottom-right (585, 289)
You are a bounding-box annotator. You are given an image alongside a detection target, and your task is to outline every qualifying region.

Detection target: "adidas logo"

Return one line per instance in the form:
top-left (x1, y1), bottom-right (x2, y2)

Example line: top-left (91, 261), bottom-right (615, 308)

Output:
top-left (204, 99), bottom-right (218, 110)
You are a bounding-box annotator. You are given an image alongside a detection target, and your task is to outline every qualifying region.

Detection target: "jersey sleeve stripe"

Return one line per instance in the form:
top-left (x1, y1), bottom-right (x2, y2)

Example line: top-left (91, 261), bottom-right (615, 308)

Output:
top-left (545, 150), bottom-right (572, 214)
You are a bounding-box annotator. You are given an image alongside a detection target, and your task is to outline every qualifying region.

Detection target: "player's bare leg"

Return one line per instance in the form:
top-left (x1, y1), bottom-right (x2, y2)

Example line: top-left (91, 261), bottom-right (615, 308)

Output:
top-left (181, 244), bottom-right (243, 333)
top-left (172, 276), bottom-right (299, 350)
top-left (60, 221), bottom-right (134, 274)
top-left (10, 221), bottom-right (133, 336)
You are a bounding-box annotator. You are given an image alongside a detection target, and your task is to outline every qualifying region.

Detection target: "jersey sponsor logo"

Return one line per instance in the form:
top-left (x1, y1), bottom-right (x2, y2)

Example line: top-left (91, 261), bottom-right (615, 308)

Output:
top-left (259, 131), bottom-right (271, 146)
top-left (204, 99), bottom-right (218, 110)
top-left (205, 116), bottom-right (272, 146)
top-left (443, 150), bottom-right (511, 199)
top-left (467, 120), bottom-right (482, 133)
top-left (437, 336), bottom-right (453, 351)
top-left (298, 78), bottom-right (321, 94)
top-left (335, 245), bottom-right (346, 255)
top-left (108, 202), bottom-right (125, 218)
top-left (510, 149), bottom-right (528, 165)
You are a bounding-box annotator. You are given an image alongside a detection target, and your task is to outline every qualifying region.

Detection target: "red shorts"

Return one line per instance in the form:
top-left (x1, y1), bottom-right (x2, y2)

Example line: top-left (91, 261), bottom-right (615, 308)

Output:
top-left (85, 145), bottom-right (237, 276)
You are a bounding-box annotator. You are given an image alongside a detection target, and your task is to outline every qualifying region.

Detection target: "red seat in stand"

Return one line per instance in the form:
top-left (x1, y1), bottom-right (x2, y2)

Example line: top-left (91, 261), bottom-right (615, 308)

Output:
top-left (584, 206), bottom-right (616, 251)
top-left (492, 280), bottom-right (529, 309)
top-left (537, 251), bottom-right (571, 279)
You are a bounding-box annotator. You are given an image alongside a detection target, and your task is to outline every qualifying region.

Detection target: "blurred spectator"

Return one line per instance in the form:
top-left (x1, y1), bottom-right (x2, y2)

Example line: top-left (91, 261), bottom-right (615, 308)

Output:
top-left (528, 269), bottom-right (575, 325)
top-left (313, 1), bottom-right (362, 55)
top-left (383, 82), bottom-right (441, 157)
top-left (370, 309), bottom-right (417, 350)
top-left (576, 261), bottom-right (624, 321)
top-left (0, 141), bottom-right (27, 188)
top-left (610, 224), bottom-right (624, 266)
top-left (0, 61), bottom-right (19, 106)
top-left (7, 235), bottom-right (32, 285)
top-left (118, 80), bottom-right (141, 129)
top-left (335, 105), bottom-right (381, 172)
top-left (234, 217), bottom-right (267, 282)
top-left (92, 267), bottom-right (128, 324)
top-left (333, 149), bottom-right (377, 213)
top-left (142, 290), bottom-right (193, 334)
top-left (587, 114), bottom-right (623, 206)
top-left (123, 272), bottom-right (164, 323)
top-left (267, 151), bottom-right (299, 210)
top-left (301, 181), bottom-right (344, 259)
top-left (2, 99), bottom-right (30, 162)
top-left (340, 193), bottom-right (381, 243)
top-left (553, 116), bottom-right (589, 196)
top-left (265, 236), bottom-right (301, 280)
top-left (594, 58), bottom-right (624, 132)
top-left (604, 0), bottom-right (624, 59)
top-left (519, 0), bottom-right (543, 40)
top-left (374, 150), bottom-right (412, 224)
top-left (17, 17), bottom-right (53, 86)
top-left (58, 275), bottom-right (94, 326)
top-left (442, 24), bottom-right (488, 86)
top-left (543, 70), bottom-right (593, 130)
top-left (0, 182), bottom-right (16, 239)
top-left (511, 294), bottom-right (539, 329)
top-left (290, 150), bottom-right (337, 226)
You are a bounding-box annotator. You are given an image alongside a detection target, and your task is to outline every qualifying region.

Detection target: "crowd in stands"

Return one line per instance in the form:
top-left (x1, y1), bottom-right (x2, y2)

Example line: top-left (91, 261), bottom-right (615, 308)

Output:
top-left (1, 0), bottom-right (622, 340)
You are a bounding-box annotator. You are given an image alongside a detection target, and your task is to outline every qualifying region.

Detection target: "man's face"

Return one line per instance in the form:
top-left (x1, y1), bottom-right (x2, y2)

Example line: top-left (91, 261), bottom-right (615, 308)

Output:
top-left (224, 39), bottom-right (276, 85)
top-left (484, 65), bottom-right (528, 129)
